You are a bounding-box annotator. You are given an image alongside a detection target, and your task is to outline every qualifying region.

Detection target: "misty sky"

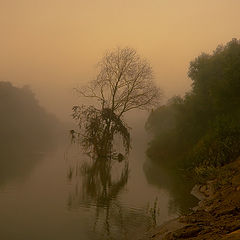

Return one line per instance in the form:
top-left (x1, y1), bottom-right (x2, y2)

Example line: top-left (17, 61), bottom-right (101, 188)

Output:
top-left (1, 0), bottom-right (240, 120)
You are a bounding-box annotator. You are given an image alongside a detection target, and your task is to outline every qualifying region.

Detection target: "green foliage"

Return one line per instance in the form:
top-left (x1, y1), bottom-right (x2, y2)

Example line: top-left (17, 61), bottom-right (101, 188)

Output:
top-left (187, 118), bottom-right (240, 168)
top-left (146, 39), bottom-right (240, 171)
top-left (189, 38), bottom-right (240, 117)
top-left (71, 105), bottom-right (130, 159)
top-left (194, 164), bottom-right (234, 187)
top-left (194, 166), bottom-right (218, 183)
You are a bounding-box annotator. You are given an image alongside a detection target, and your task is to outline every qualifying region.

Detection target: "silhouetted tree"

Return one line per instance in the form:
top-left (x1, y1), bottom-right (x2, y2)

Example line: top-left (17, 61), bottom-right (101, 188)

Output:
top-left (69, 48), bottom-right (160, 237)
top-left (71, 47), bottom-right (161, 159)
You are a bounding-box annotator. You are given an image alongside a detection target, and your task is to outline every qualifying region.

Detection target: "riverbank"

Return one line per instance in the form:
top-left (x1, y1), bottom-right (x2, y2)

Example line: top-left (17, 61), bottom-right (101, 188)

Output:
top-left (139, 157), bottom-right (240, 239)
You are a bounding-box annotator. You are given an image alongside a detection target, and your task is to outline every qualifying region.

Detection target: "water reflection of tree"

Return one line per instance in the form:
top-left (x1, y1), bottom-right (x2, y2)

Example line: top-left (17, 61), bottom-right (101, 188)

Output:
top-left (80, 158), bottom-right (129, 206)
top-left (68, 153), bottom-right (131, 239)
top-left (67, 146), bottom-right (163, 239)
top-left (86, 159), bottom-right (129, 238)
top-left (67, 148), bottom-right (167, 239)
top-left (143, 160), bottom-right (199, 216)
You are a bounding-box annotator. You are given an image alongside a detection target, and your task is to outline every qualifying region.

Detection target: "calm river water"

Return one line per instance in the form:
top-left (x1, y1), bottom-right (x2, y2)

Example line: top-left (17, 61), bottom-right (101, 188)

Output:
top-left (0, 126), bottom-right (197, 240)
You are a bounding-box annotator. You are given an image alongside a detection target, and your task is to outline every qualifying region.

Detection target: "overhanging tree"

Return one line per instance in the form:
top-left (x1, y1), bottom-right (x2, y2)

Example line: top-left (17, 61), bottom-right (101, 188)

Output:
top-left (71, 47), bottom-right (161, 159)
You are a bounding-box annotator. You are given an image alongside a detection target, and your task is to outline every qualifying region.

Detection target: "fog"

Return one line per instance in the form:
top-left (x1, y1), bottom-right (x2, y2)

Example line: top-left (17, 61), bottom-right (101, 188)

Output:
top-left (1, 1), bottom-right (240, 240)
top-left (1, 0), bottom-right (240, 121)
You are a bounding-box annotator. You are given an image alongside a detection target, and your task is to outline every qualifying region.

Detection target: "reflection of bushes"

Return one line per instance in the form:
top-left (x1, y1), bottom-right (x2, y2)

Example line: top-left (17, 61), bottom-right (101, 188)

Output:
top-left (143, 161), bottom-right (199, 216)
top-left (80, 159), bottom-right (129, 205)
top-left (146, 197), bottom-right (160, 229)
top-left (67, 157), bottom-right (155, 239)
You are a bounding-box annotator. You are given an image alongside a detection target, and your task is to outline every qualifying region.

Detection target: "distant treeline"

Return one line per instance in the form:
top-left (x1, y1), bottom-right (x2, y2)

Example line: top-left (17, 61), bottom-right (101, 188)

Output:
top-left (146, 39), bottom-right (240, 176)
top-left (0, 81), bottom-right (59, 148)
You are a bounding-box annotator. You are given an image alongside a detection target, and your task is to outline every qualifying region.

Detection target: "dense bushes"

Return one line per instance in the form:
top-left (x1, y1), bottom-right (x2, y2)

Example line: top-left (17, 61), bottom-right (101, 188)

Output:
top-left (146, 39), bottom-right (240, 172)
top-left (187, 118), bottom-right (240, 168)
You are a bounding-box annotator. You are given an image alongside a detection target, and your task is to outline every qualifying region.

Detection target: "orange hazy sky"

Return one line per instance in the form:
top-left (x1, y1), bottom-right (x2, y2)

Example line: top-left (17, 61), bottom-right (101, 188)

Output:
top-left (1, 0), bottom-right (240, 120)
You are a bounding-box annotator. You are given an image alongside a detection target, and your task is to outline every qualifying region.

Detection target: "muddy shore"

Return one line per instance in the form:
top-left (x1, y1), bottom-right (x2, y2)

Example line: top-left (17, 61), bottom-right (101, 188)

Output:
top-left (139, 158), bottom-right (240, 240)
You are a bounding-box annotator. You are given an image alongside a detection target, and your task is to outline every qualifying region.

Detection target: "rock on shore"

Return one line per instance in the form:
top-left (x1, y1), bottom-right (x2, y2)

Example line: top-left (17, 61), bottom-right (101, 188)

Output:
top-left (139, 158), bottom-right (240, 240)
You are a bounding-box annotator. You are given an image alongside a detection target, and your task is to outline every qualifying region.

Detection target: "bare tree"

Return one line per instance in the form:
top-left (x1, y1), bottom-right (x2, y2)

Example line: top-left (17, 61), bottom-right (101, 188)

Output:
top-left (71, 47), bottom-right (161, 158)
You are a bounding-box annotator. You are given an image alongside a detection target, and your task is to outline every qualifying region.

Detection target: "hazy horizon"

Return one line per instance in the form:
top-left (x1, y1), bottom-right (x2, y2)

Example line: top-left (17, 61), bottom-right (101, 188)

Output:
top-left (1, 0), bottom-right (240, 120)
